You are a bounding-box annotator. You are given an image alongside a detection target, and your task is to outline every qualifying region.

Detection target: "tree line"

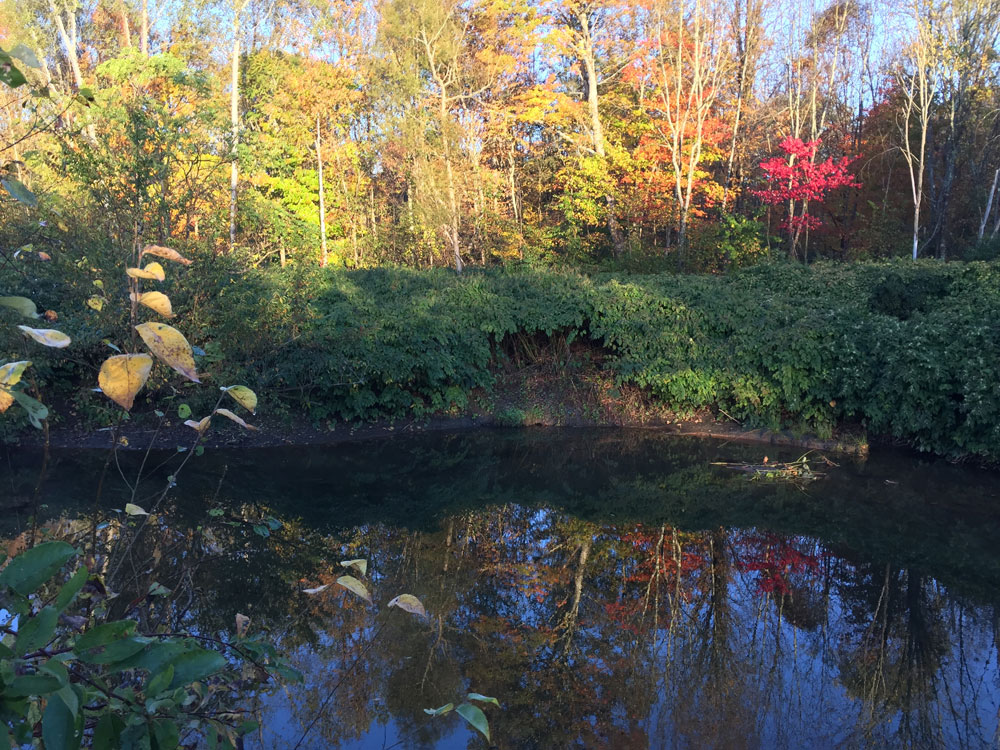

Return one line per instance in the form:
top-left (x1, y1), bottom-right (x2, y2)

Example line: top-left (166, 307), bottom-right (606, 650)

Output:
top-left (2, 0), bottom-right (1000, 271)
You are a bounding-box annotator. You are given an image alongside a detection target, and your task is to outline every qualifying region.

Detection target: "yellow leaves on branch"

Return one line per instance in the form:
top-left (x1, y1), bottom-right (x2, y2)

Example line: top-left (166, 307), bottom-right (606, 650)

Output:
top-left (222, 385), bottom-right (257, 414)
top-left (17, 326), bottom-right (71, 348)
top-left (141, 245), bottom-right (192, 265)
top-left (98, 354), bottom-right (153, 410)
top-left (214, 408), bottom-right (257, 430)
top-left (126, 262), bottom-right (166, 281)
top-left (131, 291), bottom-right (174, 318)
top-left (184, 416), bottom-right (211, 433)
top-left (0, 361), bottom-right (31, 414)
top-left (136, 322), bottom-right (200, 383)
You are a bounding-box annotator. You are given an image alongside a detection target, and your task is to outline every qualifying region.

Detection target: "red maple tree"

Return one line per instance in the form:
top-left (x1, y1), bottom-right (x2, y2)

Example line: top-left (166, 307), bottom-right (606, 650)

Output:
top-left (754, 137), bottom-right (860, 253)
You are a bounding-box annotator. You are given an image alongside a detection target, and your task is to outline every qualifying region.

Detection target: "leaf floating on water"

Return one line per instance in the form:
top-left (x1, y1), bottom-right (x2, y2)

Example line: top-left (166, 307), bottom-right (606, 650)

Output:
top-left (336, 575), bottom-right (372, 603)
top-left (387, 594), bottom-right (426, 617)
top-left (17, 325), bottom-right (70, 348)
top-left (302, 584), bottom-right (330, 595)
top-left (339, 559), bottom-right (367, 576)
top-left (124, 503), bottom-right (148, 516)
top-left (141, 244), bottom-right (193, 265)
top-left (0, 296), bottom-right (39, 318)
top-left (223, 385), bottom-right (257, 414)
top-left (455, 703), bottom-right (490, 741)
top-left (183, 416), bottom-right (211, 433)
top-left (125, 262), bottom-right (166, 281)
top-left (214, 408), bottom-right (258, 430)
top-left (423, 703), bottom-right (454, 717)
top-left (98, 354), bottom-right (153, 411)
top-left (131, 291), bottom-right (174, 318)
top-left (136, 322), bottom-right (199, 382)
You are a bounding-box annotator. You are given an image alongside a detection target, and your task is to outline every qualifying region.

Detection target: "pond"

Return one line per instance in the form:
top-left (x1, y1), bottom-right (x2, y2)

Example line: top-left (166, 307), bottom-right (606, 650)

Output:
top-left (3, 429), bottom-right (999, 749)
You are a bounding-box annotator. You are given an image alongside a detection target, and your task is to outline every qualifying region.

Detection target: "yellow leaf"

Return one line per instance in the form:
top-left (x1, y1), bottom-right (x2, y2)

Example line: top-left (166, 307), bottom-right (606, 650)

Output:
top-left (223, 385), bottom-right (257, 414)
top-left (136, 322), bottom-right (200, 382)
top-left (339, 559), bottom-right (367, 576)
top-left (86, 295), bottom-right (104, 312)
top-left (0, 360), bottom-right (31, 414)
top-left (126, 262), bottom-right (166, 281)
top-left (124, 503), bottom-right (148, 516)
top-left (336, 575), bottom-right (372, 603)
top-left (235, 613), bottom-right (250, 637)
top-left (141, 244), bottom-right (193, 265)
top-left (184, 416), bottom-right (211, 433)
top-left (131, 291), bottom-right (174, 318)
top-left (387, 594), bottom-right (426, 617)
top-left (214, 408), bottom-right (257, 430)
top-left (17, 326), bottom-right (71, 348)
top-left (98, 354), bottom-right (153, 410)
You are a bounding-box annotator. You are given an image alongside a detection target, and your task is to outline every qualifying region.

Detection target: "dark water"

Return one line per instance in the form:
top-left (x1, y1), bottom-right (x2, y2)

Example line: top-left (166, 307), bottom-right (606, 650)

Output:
top-left (3, 429), bottom-right (999, 749)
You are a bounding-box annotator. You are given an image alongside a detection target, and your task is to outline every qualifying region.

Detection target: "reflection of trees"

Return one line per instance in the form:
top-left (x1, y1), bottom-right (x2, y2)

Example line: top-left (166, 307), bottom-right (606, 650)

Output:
top-left (4, 430), bottom-right (1000, 748)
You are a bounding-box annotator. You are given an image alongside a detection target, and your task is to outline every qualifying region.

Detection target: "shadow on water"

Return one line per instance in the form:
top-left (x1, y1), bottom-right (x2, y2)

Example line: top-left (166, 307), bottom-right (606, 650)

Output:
top-left (2, 428), bottom-right (999, 748)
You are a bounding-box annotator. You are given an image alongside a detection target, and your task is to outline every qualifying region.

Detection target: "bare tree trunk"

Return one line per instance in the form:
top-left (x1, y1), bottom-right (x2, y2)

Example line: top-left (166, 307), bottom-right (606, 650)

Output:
top-left (580, 12), bottom-right (626, 258)
top-left (316, 116), bottom-right (328, 267)
top-left (119, 0), bottom-right (132, 49)
top-left (140, 0), bottom-right (149, 55)
top-left (229, 5), bottom-right (241, 252)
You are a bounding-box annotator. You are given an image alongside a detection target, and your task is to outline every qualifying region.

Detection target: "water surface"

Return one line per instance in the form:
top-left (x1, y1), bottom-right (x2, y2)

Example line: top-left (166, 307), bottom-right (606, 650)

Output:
top-left (3, 429), bottom-right (999, 749)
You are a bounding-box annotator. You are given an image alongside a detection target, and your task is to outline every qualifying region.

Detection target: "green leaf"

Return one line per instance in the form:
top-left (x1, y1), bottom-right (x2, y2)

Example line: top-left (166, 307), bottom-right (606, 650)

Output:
top-left (5, 673), bottom-right (62, 697)
top-left (9, 44), bottom-right (40, 69)
top-left (0, 296), bottom-right (39, 318)
top-left (74, 621), bottom-right (147, 664)
top-left (0, 48), bottom-right (27, 88)
top-left (456, 702), bottom-right (490, 741)
top-left (92, 715), bottom-right (124, 750)
top-left (150, 719), bottom-right (179, 750)
top-left (1, 177), bottom-right (37, 208)
top-left (74, 620), bottom-right (136, 650)
top-left (0, 726), bottom-right (10, 750)
top-left (467, 692), bottom-right (500, 708)
top-left (42, 691), bottom-right (81, 750)
top-left (0, 541), bottom-right (74, 595)
top-left (145, 664), bottom-right (174, 698)
top-left (14, 605), bottom-right (58, 656)
top-left (10, 390), bottom-right (48, 428)
top-left (177, 403), bottom-right (191, 419)
top-left (54, 566), bottom-right (89, 613)
top-left (423, 703), bottom-right (454, 716)
top-left (166, 647), bottom-right (227, 689)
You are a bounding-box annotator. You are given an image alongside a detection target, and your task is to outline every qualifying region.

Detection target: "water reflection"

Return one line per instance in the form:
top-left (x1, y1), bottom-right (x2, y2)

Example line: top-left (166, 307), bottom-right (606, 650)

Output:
top-left (3, 430), bottom-right (999, 748)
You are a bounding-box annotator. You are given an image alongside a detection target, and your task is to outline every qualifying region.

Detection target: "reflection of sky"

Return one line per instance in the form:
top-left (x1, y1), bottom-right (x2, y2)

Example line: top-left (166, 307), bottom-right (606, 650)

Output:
top-left (9, 432), bottom-right (1000, 749)
top-left (243, 516), bottom-right (999, 749)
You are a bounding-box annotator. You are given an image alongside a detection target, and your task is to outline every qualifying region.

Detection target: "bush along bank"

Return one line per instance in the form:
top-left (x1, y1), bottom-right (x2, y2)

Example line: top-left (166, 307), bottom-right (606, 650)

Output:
top-left (6, 258), bottom-right (1000, 461)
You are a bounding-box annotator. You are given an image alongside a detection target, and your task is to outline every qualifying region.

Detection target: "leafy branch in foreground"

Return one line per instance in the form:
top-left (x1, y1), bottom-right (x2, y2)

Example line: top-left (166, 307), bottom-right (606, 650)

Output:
top-left (0, 541), bottom-right (301, 749)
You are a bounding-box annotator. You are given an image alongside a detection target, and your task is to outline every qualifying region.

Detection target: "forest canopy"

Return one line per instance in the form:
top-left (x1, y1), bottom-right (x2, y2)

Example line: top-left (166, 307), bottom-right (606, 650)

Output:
top-left (3, 0), bottom-right (999, 271)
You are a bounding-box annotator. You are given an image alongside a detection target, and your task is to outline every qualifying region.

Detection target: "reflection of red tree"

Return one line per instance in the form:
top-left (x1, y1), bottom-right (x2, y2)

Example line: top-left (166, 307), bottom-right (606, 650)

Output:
top-left (603, 525), bottom-right (709, 632)
top-left (734, 532), bottom-right (821, 596)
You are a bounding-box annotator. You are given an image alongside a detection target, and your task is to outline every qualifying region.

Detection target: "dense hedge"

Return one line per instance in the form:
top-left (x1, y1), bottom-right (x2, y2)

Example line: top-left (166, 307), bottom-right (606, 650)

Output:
top-left (175, 260), bottom-right (1000, 459)
top-left (6, 258), bottom-right (1000, 460)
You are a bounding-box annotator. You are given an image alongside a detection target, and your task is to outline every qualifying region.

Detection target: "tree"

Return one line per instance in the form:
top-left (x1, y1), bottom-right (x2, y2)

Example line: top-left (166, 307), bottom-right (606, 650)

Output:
top-left (753, 135), bottom-right (859, 254)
